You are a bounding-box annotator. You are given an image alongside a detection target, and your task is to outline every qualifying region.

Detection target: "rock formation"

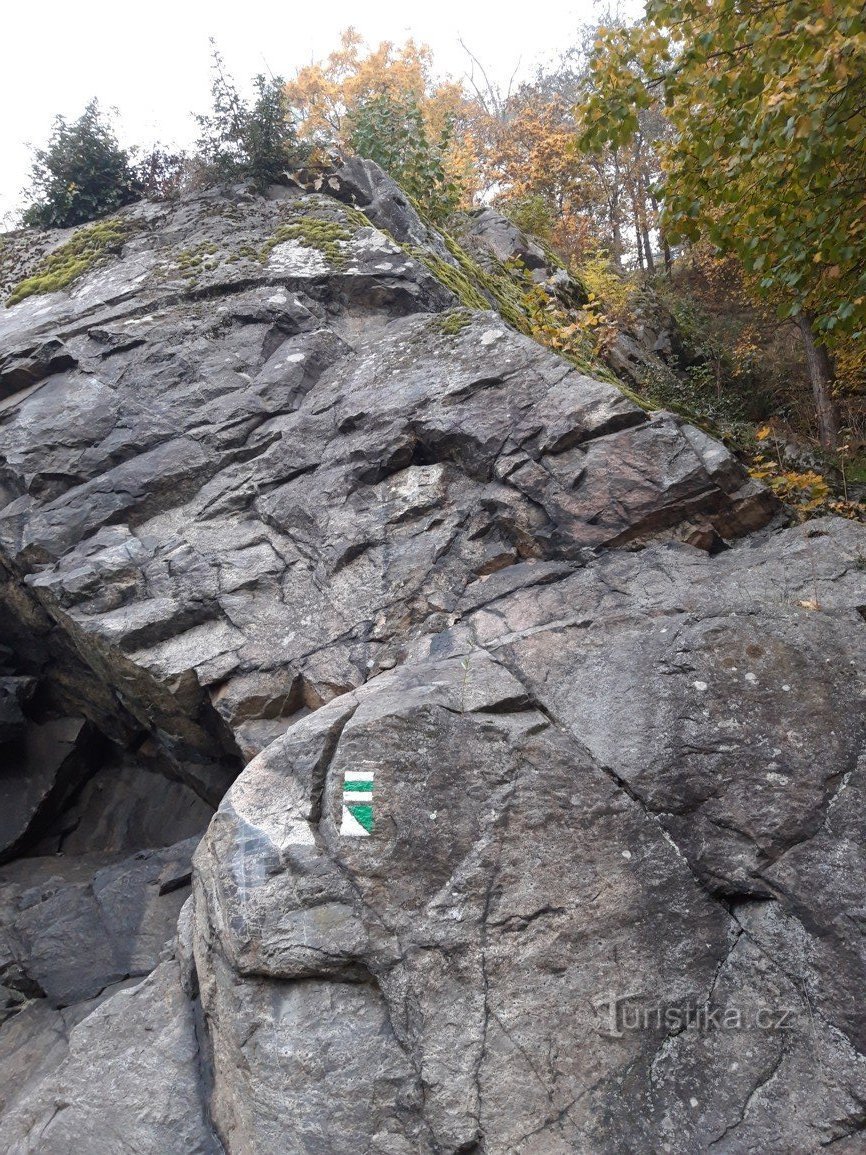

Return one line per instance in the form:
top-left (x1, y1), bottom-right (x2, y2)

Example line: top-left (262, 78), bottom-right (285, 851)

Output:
top-left (0, 162), bottom-right (863, 1153)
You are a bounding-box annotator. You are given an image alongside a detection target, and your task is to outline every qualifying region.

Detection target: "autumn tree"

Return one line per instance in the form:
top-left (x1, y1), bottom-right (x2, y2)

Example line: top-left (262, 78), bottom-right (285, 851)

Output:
top-left (284, 29), bottom-right (473, 198)
top-left (580, 0), bottom-right (866, 448)
top-left (472, 87), bottom-right (603, 262)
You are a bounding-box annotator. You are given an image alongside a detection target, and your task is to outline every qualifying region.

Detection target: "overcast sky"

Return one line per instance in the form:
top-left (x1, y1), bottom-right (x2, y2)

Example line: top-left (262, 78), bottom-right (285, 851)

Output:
top-left (0, 0), bottom-right (640, 223)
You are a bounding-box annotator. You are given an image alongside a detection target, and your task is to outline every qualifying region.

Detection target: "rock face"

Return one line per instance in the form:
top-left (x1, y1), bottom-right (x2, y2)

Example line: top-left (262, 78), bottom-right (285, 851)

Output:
top-left (0, 165), bottom-right (863, 1153)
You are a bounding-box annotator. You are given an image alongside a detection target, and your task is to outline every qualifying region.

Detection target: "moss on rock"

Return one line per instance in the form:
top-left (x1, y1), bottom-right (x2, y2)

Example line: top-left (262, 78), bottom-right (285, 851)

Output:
top-left (6, 218), bottom-right (132, 306)
top-left (260, 212), bottom-right (354, 268)
top-left (432, 308), bottom-right (474, 336)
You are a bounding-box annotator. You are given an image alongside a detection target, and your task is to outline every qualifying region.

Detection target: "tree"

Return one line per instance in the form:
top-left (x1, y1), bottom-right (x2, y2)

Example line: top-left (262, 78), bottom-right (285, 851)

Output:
top-left (285, 29), bottom-right (472, 200)
top-left (196, 46), bottom-right (309, 192)
top-left (347, 92), bottom-right (459, 220)
top-left (580, 1), bottom-right (866, 448)
top-left (22, 100), bottom-right (140, 229)
top-left (460, 26), bottom-right (668, 269)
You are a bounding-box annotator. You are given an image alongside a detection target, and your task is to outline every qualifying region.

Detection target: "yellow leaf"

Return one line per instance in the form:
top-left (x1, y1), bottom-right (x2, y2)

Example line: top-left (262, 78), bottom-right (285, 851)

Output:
top-left (755, 425), bottom-right (772, 440)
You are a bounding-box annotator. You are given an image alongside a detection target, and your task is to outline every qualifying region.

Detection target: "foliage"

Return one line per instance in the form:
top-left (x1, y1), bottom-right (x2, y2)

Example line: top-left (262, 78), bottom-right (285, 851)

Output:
top-left (494, 194), bottom-right (557, 245)
top-left (6, 218), bottom-right (131, 305)
top-left (133, 146), bottom-right (189, 201)
top-left (482, 93), bottom-right (600, 254)
top-left (22, 101), bottom-right (140, 229)
top-left (285, 28), bottom-right (466, 138)
top-left (196, 46), bottom-right (309, 192)
top-left (580, 256), bottom-right (635, 326)
top-left (347, 92), bottom-right (460, 221)
top-left (580, 1), bottom-right (866, 339)
top-left (284, 28), bottom-right (471, 197)
top-left (749, 426), bottom-right (863, 521)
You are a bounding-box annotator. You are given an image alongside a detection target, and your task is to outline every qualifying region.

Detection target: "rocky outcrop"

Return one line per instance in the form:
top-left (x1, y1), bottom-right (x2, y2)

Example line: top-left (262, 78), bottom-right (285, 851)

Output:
top-left (0, 165), bottom-right (862, 1153)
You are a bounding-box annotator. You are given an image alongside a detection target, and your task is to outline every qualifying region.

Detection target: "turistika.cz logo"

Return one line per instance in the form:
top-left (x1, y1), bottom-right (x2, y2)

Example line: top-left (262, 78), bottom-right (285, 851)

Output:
top-left (592, 991), bottom-right (798, 1037)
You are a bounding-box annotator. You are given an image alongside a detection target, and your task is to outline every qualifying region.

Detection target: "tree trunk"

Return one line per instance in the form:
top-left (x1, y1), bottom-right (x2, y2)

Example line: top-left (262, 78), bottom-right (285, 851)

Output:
top-left (661, 233), bottom-right (673, 277)
top-left (609, 151), bottom-right (624, 268)
top-left (796, 312), bottom-right (840, 450)
top-left (634, 200), bottom-right (645, 271)
top-left (652, 194), bottom-right (673, 277)
top-left (638, 178), bottom-right (655, 273)
top-left (641, 220), bottom-right (655, 274)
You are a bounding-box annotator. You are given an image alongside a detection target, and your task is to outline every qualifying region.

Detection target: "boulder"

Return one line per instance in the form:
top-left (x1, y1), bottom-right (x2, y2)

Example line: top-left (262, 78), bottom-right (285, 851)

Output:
top-left (189, 518), bottom-right (866, 1153)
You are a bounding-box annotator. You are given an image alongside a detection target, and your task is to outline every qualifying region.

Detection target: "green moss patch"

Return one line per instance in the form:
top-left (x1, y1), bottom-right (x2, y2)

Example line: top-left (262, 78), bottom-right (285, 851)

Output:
top-left (176, 241), bottom-right (221, 278)
top-left (260, 214), bottom-right (354, 268)
top-left (403, 212), bottom-right (612, 381)
top-left (6, 218), bottom-right (132, 306)
top-left (432, 308), bottom-right (474, 336)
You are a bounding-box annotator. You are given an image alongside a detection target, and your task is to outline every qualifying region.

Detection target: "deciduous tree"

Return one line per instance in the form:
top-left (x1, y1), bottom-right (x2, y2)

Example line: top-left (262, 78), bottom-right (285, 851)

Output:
top-left (580, 0), bottom-right (866, 447)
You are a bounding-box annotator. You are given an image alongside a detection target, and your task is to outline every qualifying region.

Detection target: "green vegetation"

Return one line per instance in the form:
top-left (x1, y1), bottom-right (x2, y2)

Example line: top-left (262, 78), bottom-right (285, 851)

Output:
top-left (406, 212), bottom-right (606, 379)
top-left (8, 23), bottom-right (861, 516)
top-left (195, 44), bottom-right (310, 192)
top-left (580, 0), bottom-right (866, 448)
top-left (348, 91), bottom-right (459, 222)
top-left (259, 210), bottom-right (354, 267)
top-left (6, 218), bottom-right (131, 305)
top-left (432, 308), bottom-right (473, 336)
top-left (22, 101), bottom-right (140, 229)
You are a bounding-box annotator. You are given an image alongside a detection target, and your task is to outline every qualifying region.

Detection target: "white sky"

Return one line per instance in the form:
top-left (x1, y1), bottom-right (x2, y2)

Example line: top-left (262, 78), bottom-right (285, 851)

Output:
top-left (0, 0), bottom-right (640, 223)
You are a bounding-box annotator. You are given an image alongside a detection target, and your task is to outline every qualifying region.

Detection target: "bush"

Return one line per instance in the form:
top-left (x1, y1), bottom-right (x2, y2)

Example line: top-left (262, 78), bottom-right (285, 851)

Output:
top-left (22, 100), bottom-right (141, 229)
top-left (132, 146), bottom-right (190, 202)
top-left (495, 194), bottom-right (558, 245)
top-left (347, 92), bottom-right (460, 222)
top-left (195, 47), bottom-right (309, 192)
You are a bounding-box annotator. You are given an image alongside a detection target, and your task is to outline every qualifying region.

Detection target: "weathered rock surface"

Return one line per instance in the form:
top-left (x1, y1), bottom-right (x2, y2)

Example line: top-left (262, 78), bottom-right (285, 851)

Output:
top-left (0, 962), bottom-right (214, 1154)
top-left (0, 165), bottom-right (862, 1152)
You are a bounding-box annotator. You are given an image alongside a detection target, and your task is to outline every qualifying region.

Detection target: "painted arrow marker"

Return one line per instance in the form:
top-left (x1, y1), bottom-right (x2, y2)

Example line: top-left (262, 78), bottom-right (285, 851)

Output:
top-left (340, 770), bottom-right (375, 836)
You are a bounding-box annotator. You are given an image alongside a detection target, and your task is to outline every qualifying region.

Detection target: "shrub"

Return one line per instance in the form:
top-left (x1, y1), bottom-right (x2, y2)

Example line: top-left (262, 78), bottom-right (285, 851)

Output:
top-left (195, 46), bottom-right (309, 192)
top-left (494, 194), bottom-right (558, 245)
top-left (347, 92), bottom-right (460, 222)
top-left (22, 101), bottom-right (140, 229)
top-left (132, 146), bottom-right (190, 201)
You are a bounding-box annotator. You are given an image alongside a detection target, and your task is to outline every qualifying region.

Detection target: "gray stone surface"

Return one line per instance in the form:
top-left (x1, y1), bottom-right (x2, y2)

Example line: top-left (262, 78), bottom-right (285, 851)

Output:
top-left (0, 716), bottom-right (94, 861)
top-left (0, 166), bottom-right (862, 1152)
top-left (0, 182), bottom-right (773, 773)
top-left (0, 962), bottom-right (215, 1154)
top-left (0, 837), bottom-right (198, 1007)
top-left (188, 518), bottom-right (866, 1154)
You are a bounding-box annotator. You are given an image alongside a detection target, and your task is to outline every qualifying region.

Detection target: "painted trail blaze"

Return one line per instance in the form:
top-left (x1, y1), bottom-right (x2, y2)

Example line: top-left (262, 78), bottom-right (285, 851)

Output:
top-left (340, 770), bottom-right (374, 836)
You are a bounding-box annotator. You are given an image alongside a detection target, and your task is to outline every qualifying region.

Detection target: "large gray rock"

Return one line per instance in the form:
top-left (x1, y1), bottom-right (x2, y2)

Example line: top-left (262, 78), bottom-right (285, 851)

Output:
top-left (0, 837), bottom-right (198, 1007)
top-left (0, 182), bottom-right (773, 774)
top-left (0, 166), bottom-right (862, 1152)
top-left (188, 518), bottom-right (866, 1154)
